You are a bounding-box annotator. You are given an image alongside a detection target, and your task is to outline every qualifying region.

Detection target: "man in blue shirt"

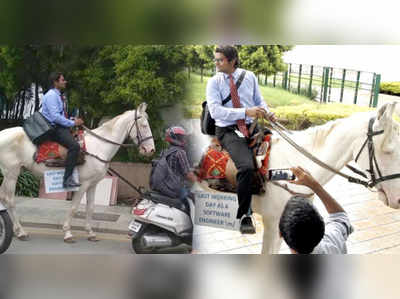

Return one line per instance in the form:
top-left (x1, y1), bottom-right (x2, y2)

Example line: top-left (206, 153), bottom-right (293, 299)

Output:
top-left (41, 72), bottom-right (84, 188)
top-left (206, 46), bottom-right (276, 234)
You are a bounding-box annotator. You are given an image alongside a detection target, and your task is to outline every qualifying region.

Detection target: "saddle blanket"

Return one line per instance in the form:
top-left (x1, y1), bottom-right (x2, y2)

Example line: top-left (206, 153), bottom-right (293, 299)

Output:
top-left (199, 134), bottom-right (272, 180)
top-left (35, 130), bottom-right (86, 163)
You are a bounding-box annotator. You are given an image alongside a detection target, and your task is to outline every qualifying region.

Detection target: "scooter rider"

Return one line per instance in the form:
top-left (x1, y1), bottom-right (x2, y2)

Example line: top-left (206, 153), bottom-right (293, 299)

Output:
top-left (150, 126), bottom-right (198, 201)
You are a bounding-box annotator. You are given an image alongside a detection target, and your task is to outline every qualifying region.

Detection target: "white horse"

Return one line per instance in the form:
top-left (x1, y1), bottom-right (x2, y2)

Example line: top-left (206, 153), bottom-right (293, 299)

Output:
top-left (0, 102), bottom-right (155, 242)
top-left (199, 102), bottom-right (400, 253)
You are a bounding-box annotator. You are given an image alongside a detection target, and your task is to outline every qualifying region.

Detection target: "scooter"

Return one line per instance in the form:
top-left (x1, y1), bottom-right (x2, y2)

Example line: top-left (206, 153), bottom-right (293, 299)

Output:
top-left (128, 190), bottom-right (194, 254)
top-left (0, 202), bottom-right (13, 254)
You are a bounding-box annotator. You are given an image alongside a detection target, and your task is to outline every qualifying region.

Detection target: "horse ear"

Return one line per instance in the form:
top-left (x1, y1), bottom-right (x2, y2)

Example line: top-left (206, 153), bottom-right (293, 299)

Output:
top-left (377, 102), bottom-right (396, 125)
top-left (378, 102), bottom-right (397, 152)
top-left (137, 102), bottom-right (148, 114)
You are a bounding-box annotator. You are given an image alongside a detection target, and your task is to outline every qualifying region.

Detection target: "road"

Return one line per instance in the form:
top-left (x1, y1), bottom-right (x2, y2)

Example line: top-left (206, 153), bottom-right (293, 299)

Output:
top-left (5, 227), bottom-right (133, 254)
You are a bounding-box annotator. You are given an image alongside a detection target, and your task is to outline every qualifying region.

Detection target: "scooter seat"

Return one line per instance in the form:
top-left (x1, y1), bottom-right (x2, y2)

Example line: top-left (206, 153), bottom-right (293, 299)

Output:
top-left (147, 191), bottom-right (190, 214)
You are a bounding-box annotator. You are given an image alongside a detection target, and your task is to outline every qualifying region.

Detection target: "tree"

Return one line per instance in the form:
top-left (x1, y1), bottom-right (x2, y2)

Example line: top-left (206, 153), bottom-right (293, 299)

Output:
top-left (194, 45), bottom-right (214, 82)
top-left (238, 45), bottom-right (293, 81)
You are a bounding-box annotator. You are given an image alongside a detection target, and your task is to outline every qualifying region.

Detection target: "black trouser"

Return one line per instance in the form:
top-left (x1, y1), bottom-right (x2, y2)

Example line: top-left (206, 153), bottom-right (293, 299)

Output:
top-left (216, 125), bottom-right (255, 219)
top-left (44, 125), bottom-right (80, 181)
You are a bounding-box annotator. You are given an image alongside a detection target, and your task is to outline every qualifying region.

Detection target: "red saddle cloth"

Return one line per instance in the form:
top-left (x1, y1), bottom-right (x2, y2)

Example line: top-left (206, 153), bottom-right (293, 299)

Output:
top-left (199, 147), bottom-right (230, 180)
top-left (199, 134), bottom-right (272, 179)
top-left (35, 130), bottom-right (86, 163)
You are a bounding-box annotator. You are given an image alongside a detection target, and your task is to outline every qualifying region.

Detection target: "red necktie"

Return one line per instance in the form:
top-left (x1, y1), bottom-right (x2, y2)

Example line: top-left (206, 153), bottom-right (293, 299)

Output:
top-left (60, 94), bottom-right (68, 118)
top-left (229, 74), bottom-right (249, 138)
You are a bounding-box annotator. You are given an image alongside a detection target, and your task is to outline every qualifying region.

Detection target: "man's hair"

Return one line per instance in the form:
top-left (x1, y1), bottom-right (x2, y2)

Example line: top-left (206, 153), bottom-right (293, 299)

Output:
top-left (49, 71), bottom-right (63, 87)
top-left (279, 196), bottom-right (325, 254)
top-left (215, 45), bottom-right (239, 68)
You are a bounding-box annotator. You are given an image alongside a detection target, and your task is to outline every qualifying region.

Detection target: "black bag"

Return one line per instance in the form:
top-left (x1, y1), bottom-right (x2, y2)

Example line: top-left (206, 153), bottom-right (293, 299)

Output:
top-left (150, 147), bottom-right (183, 198)
top-left (200, 70), bottom-right (246, 135)
top-left (22, 112), bottom-right (54, 145)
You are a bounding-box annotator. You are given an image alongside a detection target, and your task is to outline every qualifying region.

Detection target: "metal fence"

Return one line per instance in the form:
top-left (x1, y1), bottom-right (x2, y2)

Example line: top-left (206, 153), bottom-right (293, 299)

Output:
top-left (260, 63), bottom-right (381, 107)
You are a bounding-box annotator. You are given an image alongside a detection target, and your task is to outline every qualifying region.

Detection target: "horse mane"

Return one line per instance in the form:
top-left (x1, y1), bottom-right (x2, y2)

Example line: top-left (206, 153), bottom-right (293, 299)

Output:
top-left (288, 112), bottom-right (372, 151)
top-left (99, 110), bottom-right (131, 130)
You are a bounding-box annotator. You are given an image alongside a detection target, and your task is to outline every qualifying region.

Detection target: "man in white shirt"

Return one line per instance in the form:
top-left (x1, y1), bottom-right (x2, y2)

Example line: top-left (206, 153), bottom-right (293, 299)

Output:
top-left (279, 166), bottom-right (354, 254)
top-left (206, 45), bottom-right (276, 234)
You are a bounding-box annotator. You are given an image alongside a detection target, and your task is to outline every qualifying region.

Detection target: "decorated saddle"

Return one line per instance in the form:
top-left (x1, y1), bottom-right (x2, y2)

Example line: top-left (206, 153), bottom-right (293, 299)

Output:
top-left (33, 129), bottom-right (87, 167)
top-left (198, 133), bottom-right (272, 194)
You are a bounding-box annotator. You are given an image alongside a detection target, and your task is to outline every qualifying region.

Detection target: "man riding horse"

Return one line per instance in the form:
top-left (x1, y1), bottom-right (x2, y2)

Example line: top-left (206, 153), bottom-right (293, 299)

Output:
top-left (206, 45), bottom-right (276, 234)
top-left (40, 72), bottom-right (84, 188)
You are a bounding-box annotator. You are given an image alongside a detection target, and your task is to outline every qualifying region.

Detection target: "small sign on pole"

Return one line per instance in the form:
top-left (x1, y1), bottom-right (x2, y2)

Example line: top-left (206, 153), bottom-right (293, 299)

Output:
top-left (44, 169), bottom-right (80, 193)
top-left (194, 191), bottom-right (240, 231)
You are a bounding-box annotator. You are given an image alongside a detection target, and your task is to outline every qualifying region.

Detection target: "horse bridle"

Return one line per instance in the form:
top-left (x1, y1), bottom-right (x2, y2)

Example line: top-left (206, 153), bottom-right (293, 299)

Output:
top-left (347, 117), bottom-right (400, 188)
top-left (127, 109), bottom-right (153, 147)
top-left (83, 109), bottom-right (153, 148)
top-left (268, 116), bottom-right (400, 190)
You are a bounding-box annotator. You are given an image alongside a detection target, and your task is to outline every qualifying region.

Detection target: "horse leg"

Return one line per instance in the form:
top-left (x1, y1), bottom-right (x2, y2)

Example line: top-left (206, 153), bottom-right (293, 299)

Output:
top-left (0, 169), bottom-right (29, 240)
top-left (261, 217), bottom-right (282, 254)
top-left (85, 184), bottom-right (99, 242)
top-left (63, 188), bottom-right (86, 243)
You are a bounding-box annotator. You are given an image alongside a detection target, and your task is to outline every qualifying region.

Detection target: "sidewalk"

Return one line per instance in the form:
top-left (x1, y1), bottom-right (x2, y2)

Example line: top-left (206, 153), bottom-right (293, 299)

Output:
top-left (15, 197), bottom-right (133, 235)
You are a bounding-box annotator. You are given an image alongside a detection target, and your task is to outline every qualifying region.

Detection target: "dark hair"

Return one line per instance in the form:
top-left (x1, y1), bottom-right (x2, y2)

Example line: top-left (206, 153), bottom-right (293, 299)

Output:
top-left (49, 71), bottom-right (63, 87)
top-left (215, 45), bottom-right (239, 68)
top-left (279, 196), bottom-right (325, 254)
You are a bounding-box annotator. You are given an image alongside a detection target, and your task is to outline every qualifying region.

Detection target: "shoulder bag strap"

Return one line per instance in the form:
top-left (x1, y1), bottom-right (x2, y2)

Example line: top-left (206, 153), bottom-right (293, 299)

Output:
top-left (221, 70), bottom-right (246, 106)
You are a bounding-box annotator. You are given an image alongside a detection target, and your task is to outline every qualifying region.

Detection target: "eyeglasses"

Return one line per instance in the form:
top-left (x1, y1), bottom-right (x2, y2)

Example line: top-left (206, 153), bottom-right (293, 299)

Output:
top-left (213, 58), bottom-right (225, 63)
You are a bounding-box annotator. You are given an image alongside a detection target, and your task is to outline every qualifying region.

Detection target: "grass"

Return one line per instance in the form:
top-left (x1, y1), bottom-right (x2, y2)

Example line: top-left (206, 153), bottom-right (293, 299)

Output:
top-left (184, 73), bottom-right (315, 118)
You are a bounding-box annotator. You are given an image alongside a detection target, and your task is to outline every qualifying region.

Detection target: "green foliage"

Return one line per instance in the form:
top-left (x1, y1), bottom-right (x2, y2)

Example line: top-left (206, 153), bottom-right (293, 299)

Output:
top-left (380, 82), bottom-right (400, 96)
top-left (271, 103), bottom-right (373, 130)
top-left (0, 45), bottom-right (189, 161)
top-left (0, 169), bottom-right (39, 197)
top-left (289, 86), bottom-right (319, 100)
top-left (238, 45), bottom-right (291, 76)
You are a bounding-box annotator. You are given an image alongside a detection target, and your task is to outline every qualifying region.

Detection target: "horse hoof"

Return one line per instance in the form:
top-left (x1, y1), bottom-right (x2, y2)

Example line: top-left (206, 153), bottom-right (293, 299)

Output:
top-left (64, 237), bottom-right (76, 244)
top-left (17, 235), bottom-right (30, 241)
top-left (88, 236), bottom-right (99, 242)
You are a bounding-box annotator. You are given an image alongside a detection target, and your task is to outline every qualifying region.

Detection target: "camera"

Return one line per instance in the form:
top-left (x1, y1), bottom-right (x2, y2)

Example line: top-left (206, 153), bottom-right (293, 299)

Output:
top-left (268, 169), bottom-right (296, 181)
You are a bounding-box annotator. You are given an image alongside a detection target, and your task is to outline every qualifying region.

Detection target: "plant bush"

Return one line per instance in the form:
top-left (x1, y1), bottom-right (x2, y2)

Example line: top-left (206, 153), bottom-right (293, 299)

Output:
top-left (380, 82), bottom-right (400, 96)
top-left (271, 103), bottom-right (373, 130)
top-left (0, 168), bottom-right (39, 197)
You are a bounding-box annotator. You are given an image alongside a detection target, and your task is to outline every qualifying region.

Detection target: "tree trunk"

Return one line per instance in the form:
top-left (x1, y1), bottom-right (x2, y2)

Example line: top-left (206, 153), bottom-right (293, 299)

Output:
top-left (201, 67), bottom-right (204, 83)
top-left (5, 101), bottom-right (9, 119)
top-left (19, 90), bottom-right (26, 119)
top-left (34, 82), bottom-right (40, 111)
top-left (188, 67), bottom-right (190, 79)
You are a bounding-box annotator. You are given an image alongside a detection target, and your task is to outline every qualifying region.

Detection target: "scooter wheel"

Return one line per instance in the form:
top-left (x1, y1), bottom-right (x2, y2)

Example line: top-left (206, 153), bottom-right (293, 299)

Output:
top-left (0, 211), bottom-right (13, 254)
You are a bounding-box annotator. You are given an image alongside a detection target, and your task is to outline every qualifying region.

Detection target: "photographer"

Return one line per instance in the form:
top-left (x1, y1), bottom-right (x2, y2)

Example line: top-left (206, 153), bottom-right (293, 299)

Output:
top-left (279, 166), bottom-right (354, 254)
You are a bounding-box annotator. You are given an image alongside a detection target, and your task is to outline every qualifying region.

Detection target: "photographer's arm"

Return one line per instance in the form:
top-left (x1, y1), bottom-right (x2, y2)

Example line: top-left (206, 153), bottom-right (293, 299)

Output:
top-left (290, 167), bottom-right (345, 214)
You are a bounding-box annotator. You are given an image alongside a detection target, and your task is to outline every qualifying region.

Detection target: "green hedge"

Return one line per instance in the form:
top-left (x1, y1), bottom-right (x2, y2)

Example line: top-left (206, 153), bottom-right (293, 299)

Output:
top-left (0, 169), bottom-right (39, 197)
top-left (271, 103), bottom-right (373, 130)
top-left (380, 82), bottom-right (400, 96)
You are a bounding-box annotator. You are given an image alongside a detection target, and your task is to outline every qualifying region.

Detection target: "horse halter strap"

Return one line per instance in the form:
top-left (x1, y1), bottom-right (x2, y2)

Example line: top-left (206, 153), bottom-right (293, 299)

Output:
top-left (127, 109), bottom-right (153, 147)
top-left (350, 117), bottom-right (400, 188)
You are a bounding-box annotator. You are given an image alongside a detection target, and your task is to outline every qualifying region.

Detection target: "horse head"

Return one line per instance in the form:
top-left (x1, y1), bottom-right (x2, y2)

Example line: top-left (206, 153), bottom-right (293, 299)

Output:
top-left (354, 102), bottom-right (400, 208)
top-left (129, 102), bottom-right (155, 156)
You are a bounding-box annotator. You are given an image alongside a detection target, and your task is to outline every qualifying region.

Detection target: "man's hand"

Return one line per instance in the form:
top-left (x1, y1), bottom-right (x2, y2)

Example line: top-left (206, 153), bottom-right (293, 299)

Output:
top-left (74, 118), bottom-right (84, 126)
top-left (265, 111), bottom-right (277, 122)
top-left (245, 107), bottom-right (267, 118)
top-left (289, 166), bottom-right (318, 189)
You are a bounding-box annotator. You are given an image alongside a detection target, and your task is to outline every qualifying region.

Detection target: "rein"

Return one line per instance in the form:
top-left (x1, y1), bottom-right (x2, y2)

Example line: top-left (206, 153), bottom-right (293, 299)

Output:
top-left (81, 109), bottom-right (153, 164)
top-left (82, 109), bottom-right (153, 148)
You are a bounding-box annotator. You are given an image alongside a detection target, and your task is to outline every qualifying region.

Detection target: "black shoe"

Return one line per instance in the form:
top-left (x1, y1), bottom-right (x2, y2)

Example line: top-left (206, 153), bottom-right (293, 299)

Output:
top-left (240, 216), bottom-right (256, 234)
top-left (63, 176), bottom-right (81, 188)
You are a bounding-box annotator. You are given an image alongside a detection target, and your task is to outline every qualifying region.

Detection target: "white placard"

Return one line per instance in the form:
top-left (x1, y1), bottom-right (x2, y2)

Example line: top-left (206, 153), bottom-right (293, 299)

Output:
top-left (194, 191), bottom-right (240, 231)
top-left (44, 169), bottom-right (80, 193)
